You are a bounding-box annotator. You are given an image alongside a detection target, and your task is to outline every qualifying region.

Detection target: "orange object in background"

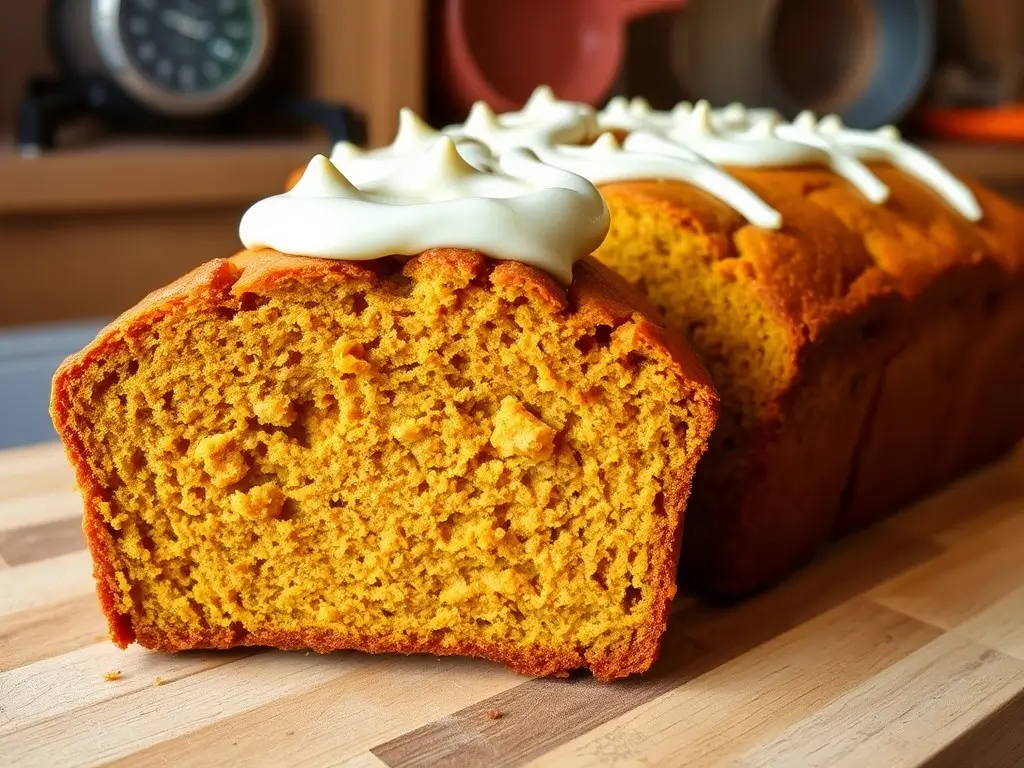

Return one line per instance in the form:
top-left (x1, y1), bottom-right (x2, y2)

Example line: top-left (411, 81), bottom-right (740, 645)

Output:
top-left (915, 106), bottom-right (1024, 142)
top-left (432, 0), bottom-right (685, 115)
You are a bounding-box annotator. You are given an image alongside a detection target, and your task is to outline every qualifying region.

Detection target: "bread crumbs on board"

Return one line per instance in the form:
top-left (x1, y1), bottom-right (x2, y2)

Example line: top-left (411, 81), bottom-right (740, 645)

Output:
top-left (102, 671), bottom-right (122, 682)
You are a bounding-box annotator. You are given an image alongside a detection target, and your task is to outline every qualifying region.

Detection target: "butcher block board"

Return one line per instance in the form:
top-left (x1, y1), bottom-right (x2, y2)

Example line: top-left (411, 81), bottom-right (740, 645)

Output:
top-left (2, 443), bottom-right (1024, 768)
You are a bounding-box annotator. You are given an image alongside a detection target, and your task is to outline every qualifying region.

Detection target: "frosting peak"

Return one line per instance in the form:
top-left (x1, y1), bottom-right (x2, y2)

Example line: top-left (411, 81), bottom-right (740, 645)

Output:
top-left (685, 100), bottom-right (715, 135)
top-left (291, 154), bottom-right (362, 198)
top-left (448, 87), bottom-right (599, 153)
top-left (523, 84), bottom-right (557, 113)
top-left (330, 107), bottom-right (494, 185)
top-left (394, 107), bottom-right (439, 149)
top-left (465, 100), bottom-right (501, 134)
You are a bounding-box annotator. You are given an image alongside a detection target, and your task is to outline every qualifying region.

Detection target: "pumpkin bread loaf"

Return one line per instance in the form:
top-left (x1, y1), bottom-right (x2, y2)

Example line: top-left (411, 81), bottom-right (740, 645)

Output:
top-left (595, 166), bottom-right (1023, 595)
top-left (281, 92), bottom-right (1023, 597)
top-left (51, 248), bottom-right (718, 680)
top-left (431, 90), bottom-right (1023, 595)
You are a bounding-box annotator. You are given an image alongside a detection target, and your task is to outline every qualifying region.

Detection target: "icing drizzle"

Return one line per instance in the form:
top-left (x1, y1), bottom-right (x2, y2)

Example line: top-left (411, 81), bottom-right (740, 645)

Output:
top-left (535, 132), bottom-right (783, 229)
top-left (445, 89), bottom-right (982, 225)
top-left (601, 99), bottom-right (982, 222)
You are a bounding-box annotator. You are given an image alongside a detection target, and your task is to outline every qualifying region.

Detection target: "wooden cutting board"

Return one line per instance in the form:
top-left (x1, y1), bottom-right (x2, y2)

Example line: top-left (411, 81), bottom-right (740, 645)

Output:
top-left (2, 442), bottom-right (1024, 768)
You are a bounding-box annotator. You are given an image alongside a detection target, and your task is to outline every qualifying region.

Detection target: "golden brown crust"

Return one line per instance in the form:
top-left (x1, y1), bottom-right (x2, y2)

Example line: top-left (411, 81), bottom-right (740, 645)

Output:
top-left (51, 248), bottom-right (717, 680)
top-left (600, 176), bottom-right (891, 347)
top-left (603, 167), bottom-right (1022, 346)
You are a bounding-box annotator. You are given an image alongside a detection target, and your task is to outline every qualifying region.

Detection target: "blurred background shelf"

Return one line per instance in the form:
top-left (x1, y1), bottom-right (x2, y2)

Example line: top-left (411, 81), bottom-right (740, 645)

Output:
top-left (2, 137), bottom-right (1019, 219)
top-left (0, 138), bottom-right (323, 215)
top-left (0, 0), bottom-right (423, 334)
top-left (924, 141), bottom-right (1024, 188)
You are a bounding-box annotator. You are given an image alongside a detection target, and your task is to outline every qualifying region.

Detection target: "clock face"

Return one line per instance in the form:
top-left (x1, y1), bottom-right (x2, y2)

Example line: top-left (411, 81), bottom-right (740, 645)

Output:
top-left (119, 0), bottom-right (256, 94)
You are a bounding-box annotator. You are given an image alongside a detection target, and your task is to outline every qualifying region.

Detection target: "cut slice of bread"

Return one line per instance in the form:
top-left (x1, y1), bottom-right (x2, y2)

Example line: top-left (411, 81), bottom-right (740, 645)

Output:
top-left (51, 248), bottom-right (717, 680)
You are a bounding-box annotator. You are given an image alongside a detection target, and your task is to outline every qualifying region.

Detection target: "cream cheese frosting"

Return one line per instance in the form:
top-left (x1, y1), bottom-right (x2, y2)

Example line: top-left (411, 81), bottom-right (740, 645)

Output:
top-left (598, 97), bottom-right (784, 135)
top-left (535, 132), bottom-right (784, 229)
top-left (442, 91), bottom-right (983, 225)
top-left (806, 113), bottom-right (983, 220)
top-left (330, 108), bottom-right (495, 182)
top-left (598, 96), bottom-right (678, 133)
top-left (638, 100), bottom-right (981, 222)
top-left (240, 139), bottom-right (609, 285)
top-left (444, 85), bottom-right (600, 153)
top-left (240, 88), bottom-right (983, 285)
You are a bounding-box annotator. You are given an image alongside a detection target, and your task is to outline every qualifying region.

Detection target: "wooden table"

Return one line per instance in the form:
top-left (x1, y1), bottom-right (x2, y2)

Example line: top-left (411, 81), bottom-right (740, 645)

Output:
top-left (2, 442), bottom-right (1024, 768)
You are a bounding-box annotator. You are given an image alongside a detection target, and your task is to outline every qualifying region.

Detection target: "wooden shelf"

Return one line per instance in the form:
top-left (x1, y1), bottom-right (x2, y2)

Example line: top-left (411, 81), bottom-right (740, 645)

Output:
top-left (0, 138), bottom-right (325, 216)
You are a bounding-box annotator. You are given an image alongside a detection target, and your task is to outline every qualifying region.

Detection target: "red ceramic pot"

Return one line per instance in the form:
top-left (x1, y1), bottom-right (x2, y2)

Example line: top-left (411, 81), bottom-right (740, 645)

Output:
top-left (433, 0), bottom-right (687, 115)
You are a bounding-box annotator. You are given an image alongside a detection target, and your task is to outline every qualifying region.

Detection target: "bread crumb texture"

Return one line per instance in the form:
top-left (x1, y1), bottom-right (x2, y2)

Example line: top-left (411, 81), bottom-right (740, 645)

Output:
top-left (53, 251), bottom-right (716, 680)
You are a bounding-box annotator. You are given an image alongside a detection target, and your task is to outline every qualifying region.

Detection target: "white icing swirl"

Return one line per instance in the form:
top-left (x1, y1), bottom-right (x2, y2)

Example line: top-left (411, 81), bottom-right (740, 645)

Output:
top-left (330, 107), bottom-right (494, 183)
top-left (774, 112), bottom-right (890, 203)
top-left (710, 102), bottom-right (785, 131)
top-left (536, 132), bottom-right (783, 229)
top-left (445, 85), bottom-right (599, 153)
top-left (598, 96), bottom-right (680, 133)
top-left (598, 99), bottom-right (981, 222)
top-left (448, 92), bottom-right (982, 224)
top-left (664, 103), bottom-right (898, 208)
top-left (665, 101), bottom-right (830, 167)
top-left (240, 138), bottom-right (609, 285)
top-left (598, 98), bottom-right (783, 135)
top-left (809, 114), bottom-right (983, 221)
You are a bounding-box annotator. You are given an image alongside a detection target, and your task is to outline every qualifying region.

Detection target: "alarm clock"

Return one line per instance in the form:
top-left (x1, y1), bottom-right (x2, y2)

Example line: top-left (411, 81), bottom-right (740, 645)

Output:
top-left (49, 0), bottom-right (275, 121)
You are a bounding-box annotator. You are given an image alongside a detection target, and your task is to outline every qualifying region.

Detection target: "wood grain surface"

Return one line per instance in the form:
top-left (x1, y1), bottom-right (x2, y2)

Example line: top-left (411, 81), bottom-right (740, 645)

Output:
top-left (2, 441), bottom-right (1024, 767)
